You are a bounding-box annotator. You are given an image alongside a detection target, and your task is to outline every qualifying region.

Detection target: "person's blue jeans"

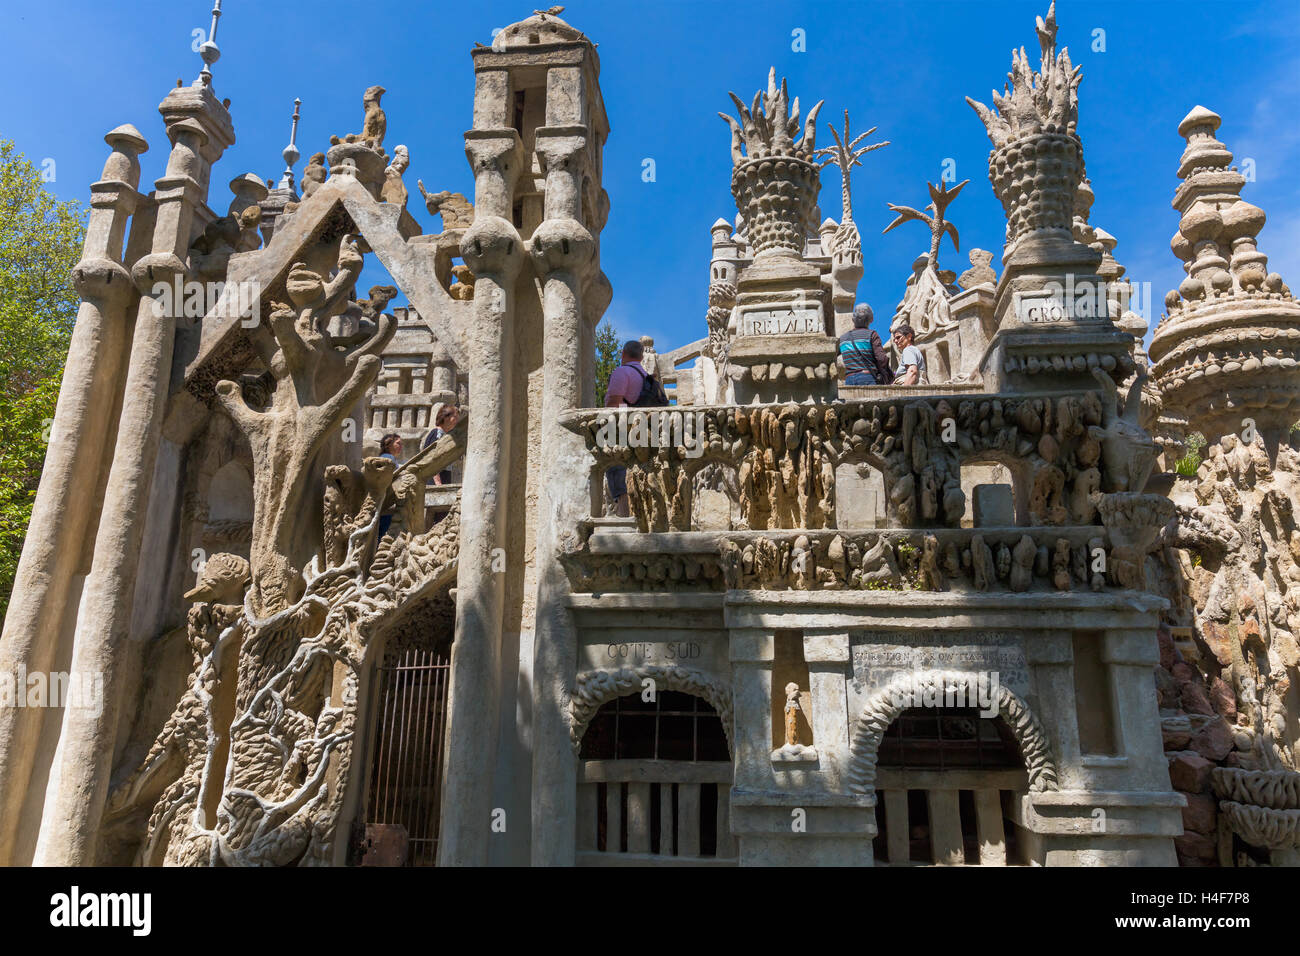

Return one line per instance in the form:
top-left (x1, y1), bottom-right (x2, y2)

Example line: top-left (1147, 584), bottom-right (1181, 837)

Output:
top-left (844, 372), bottom-right (877, 386)
top-left (606, 466), bottom-right (627, 501)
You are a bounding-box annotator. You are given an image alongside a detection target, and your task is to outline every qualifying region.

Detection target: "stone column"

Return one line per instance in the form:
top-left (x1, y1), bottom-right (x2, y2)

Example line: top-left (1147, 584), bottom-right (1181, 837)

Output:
top-left (529, 112), bottom-right (596, 865)
top-left (0, 126), bottom-right (147, 865)
top-left (430, 358), bottom-right (457, 399)
top-left (823, 218), bottom-right (863, 339)
top-left (1103, 629), bottom-right (1172, 789)
top-left (438, 124), bottom-right (524, 866)
top-left (728, 628), bottom-right (874, 865)
top-left (803, 633), bottom-right (851, 788)
top-left (33, 85), bottom-right (233, 865)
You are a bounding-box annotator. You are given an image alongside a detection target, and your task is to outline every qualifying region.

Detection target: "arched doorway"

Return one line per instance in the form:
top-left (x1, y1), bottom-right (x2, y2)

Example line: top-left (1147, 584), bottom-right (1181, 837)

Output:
top-left (848, 671), bottom-right (1059, 866)
top-left (870, 707), bottom-right (1029, 865)
top-left (576, 689), bottom-right (735, 865)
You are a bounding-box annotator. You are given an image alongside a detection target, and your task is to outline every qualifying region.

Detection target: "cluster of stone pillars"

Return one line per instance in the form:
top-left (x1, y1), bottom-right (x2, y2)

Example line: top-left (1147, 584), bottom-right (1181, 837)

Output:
top-left (0, 79), bottom-right (234, 866)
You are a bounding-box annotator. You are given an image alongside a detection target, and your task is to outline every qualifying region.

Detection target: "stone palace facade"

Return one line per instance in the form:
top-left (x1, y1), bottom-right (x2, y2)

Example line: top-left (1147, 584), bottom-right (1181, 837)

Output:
top-left (1, 3), bottom-right (1297, 867)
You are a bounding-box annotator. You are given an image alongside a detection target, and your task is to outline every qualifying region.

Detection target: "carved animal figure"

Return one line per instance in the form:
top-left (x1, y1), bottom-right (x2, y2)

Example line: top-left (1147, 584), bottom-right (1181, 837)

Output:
top-left (381, 144), bottom-right (409, 206)
top-left (1088, 368), bottom-right (1157, 493)
top-left (184, 552), bottom-right (251, 606)
top-left (358, 284), bottom-right (399, 322)
top-left (417, 183), bottom-right (475, 230)
top-left (957, 248), bottom-right (996, 289)
top-left (362, 85), bottom-right (387, 148)
top-left (449, 264), bottom-right (475, 301)
top-left (389, 470), bottom-right (425, 537)
top-left (322, 457), bottom-right (397, 567)
top-left (300, 152), bottom-right (327, 199)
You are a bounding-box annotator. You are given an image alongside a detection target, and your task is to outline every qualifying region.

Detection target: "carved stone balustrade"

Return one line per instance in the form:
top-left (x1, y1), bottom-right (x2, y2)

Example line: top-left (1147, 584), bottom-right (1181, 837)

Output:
top-left (559, 526), bottom-right (1149, 597)
top-left (561, 375), bottom-right (1164, 538)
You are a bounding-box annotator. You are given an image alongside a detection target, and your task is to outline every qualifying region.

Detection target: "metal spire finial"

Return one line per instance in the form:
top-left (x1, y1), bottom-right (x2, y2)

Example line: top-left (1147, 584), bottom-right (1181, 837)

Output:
top-left (198, 1), bottom-right (223, 85)
top-left (278, 98), bottom-right (302, 191)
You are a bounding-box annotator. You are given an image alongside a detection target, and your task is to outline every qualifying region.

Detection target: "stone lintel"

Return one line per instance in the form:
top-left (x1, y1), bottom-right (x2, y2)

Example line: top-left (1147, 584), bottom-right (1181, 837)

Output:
top-left (1100, 629), bottom-right (1160, 666)
top-left (1024, 630), bottom-right (1072, 665)
top-left (728, 332), bottom-right (836, 364)
top-left (471, 45), bottom-right (591, 70)
top-left (730, 631), bottom-right (773, 663)
top-left (1013, 790), bottom-right (1186, 837)
top-left (534, 125), bottom-right (588, 151)
top-left (723, 589), bottom-right (1167, 631)
top-left (802, 633), bottom-right (849, 664)
top-left (566, 592), bottom-right (723, 611)
top-left (730, 789), bottom-right (874, 810)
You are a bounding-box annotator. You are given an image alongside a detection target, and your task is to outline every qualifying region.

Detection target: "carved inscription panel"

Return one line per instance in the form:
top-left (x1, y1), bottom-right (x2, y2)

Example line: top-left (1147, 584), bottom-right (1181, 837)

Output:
top-left (846, 629), bottom-right (1031, 716)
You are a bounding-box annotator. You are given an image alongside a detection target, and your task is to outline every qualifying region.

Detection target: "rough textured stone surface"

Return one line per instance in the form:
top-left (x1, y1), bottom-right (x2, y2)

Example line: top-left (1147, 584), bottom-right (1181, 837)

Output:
top-left (1191, 717), bottom-right (1235, 762)
top-left (1169, 752), bottom-right (1214, 792)
top-left (1181, 792), bottom-right (1219, 834)
top-left (1174, 831), bottom-right (1217, 866)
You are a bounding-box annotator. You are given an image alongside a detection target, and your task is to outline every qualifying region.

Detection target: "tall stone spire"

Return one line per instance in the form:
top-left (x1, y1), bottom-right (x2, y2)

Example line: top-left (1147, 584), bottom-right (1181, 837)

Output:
top-left (965, 3), bottom-right (1133, 393)
top-left (278, 97), bottom-right (302, 191)
top-left (1149, 106), bottom-right (1300, 446)
top-left (197, 0), bottom-right (223, 86)
top-left (260, 97), bottom-right (303, 243)
top-left (718, 68), bottom-right (837, 403)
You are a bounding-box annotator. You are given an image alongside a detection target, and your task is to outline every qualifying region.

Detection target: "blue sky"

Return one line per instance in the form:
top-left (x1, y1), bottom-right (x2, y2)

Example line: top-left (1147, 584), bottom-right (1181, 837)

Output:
top-left (4, 0), bottom-right (1298, 355)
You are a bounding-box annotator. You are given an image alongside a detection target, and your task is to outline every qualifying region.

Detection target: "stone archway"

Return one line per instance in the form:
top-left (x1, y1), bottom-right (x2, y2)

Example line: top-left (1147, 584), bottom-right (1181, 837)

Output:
top-left (847, 669), bottom-right (1059, 794)
top-left (569, 665), bottom-right (733, 754)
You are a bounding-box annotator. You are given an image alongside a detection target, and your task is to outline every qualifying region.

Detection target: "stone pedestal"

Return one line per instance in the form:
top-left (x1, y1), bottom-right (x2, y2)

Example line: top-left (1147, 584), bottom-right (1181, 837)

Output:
top-left (728, 258), bottom-right (836, 403)
top-left (980, 238), bottom-right (1135, 393)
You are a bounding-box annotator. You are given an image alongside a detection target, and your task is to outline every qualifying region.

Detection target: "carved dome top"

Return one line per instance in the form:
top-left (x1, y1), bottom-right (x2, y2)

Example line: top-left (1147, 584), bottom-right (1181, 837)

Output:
top-left (1177, 104), bottom-right (1221, 138)
top-left (497, 8), bottom-right (589, 48)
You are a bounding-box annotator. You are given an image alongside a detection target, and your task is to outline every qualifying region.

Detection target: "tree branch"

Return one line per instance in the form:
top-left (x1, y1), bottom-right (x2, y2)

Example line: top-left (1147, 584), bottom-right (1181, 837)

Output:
top-left (214, 379), bottom-right (263, 436)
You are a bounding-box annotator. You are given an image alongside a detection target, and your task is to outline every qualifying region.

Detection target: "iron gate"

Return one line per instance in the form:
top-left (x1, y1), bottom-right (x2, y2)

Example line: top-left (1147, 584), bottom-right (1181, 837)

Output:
top-left (362, 644), bottom-right (451, 866)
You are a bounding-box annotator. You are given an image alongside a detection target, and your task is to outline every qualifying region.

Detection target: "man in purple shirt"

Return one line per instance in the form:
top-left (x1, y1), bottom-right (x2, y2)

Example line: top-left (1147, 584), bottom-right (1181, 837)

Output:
top-left (605, 340), bottom-right (650, 517)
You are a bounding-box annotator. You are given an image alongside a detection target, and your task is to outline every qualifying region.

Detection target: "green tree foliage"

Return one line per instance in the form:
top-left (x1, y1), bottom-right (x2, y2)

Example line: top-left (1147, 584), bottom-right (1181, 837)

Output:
top-left (594, 319), bottom-right (620, 405)
top-left (0, 140), bottom-right (86, 621)
top-left (1173, 431), bottom-right (1207, 477)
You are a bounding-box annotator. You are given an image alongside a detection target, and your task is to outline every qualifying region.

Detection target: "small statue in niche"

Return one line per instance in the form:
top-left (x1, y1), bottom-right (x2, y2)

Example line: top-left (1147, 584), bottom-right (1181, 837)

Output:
top-left (784, 682), bottom-right (802, 747)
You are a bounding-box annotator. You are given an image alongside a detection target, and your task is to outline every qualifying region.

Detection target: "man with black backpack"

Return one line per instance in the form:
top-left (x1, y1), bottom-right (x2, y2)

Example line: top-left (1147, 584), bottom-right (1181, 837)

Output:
top-left (603, 339), bottom-right (668, 517)
top-left (837, 303), bottom-right (894, 386)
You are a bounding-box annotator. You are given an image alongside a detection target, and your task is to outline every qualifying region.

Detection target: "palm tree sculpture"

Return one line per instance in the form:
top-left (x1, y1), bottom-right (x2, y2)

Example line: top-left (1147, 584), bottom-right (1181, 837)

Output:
top-left (882, 180), bottom-right (971, 335)
top-left (815, 109), bottom-right (889, 226)
top-left (882, 178), bottom-right (970, 270)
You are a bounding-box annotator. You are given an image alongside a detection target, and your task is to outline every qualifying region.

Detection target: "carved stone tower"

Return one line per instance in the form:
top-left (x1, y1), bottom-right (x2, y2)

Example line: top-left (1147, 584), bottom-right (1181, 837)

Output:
top-left (439, 8), bottom-right (610, 866)
top-left (0, 30), bottom-right (234, 865)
